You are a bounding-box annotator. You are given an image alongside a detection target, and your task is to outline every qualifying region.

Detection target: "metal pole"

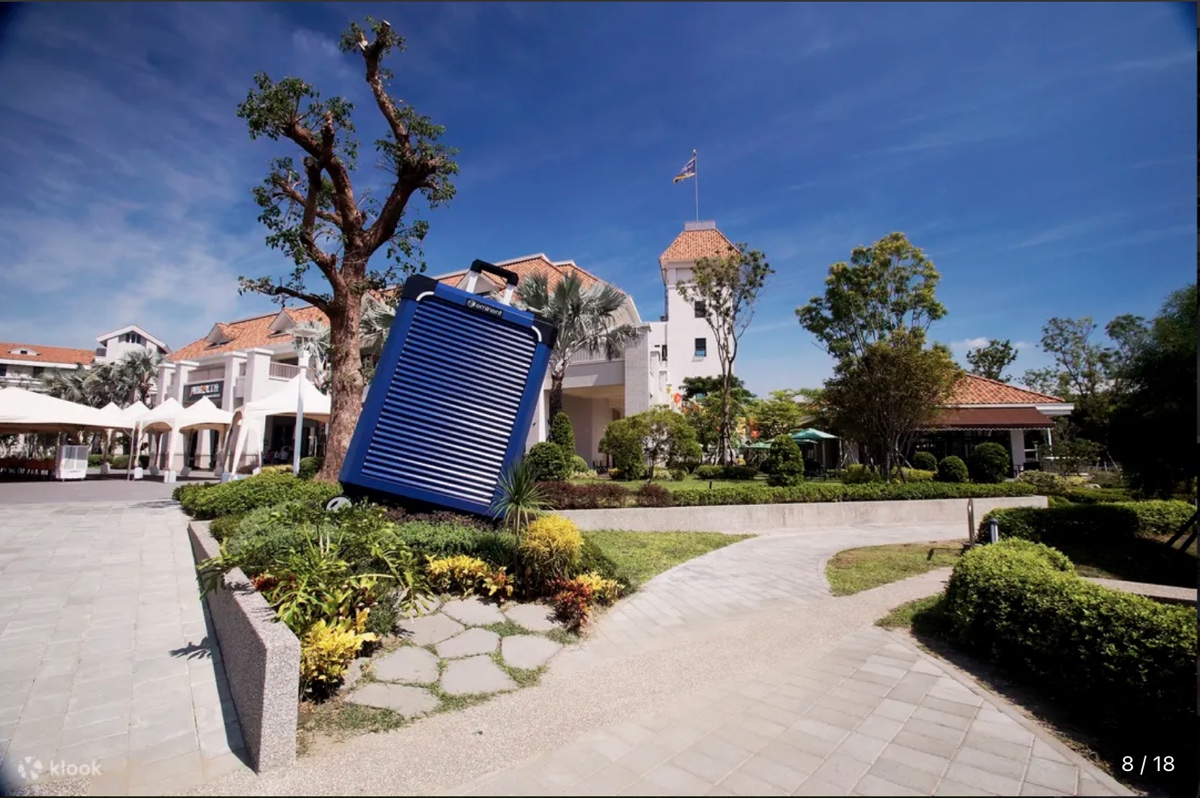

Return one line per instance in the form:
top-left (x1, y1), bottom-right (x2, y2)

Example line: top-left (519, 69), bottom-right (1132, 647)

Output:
top-left (693, 148), bottom-right (699, 221)
top-left (292, 368), bottom-right (305, 477)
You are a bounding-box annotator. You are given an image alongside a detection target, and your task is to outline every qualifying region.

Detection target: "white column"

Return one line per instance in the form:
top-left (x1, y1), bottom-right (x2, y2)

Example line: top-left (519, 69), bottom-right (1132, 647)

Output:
top-left (168, 360), bottom-right (197, 481)
top-left (1009, 429), bottom-right (1026, 475)
top-left (293, 364), bottom-right (307, 476)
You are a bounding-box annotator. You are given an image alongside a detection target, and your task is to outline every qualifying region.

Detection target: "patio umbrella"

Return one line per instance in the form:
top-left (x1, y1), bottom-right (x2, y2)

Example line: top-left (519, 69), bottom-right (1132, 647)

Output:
top-left (790, 428), bottom-right (837, 442)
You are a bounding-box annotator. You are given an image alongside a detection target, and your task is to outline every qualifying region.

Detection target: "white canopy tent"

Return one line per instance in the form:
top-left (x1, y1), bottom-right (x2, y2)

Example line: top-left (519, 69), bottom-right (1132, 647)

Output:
top-left (226, 375), bottom-right (330, 475)
top-left (132, 397), bottom-right (233, 482)
top-left (0, 387), bottom-right (112, 434)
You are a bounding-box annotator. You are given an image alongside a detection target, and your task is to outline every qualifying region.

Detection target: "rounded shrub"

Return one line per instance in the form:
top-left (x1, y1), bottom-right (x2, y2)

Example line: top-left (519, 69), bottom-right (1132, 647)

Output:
top-left (911, 451), bottom-right (938, 472)
top-left (763, 435), bottom-right (804, 487)
top-left (937, 456), bottom-right (969, 484)
top-left (525, 441), bottom-right (571, 482)
top-left (969, 442), bottom-right (1011, 484)
top-left (297, 456), bottom-right (323, 480)
top-left (569, 454), bottom-right (589, 476)
top-left (519, 515), bottom-right (583, 591)
top-left (634, 482), bottom-right (673, 507)
top-left (550, 412), bottom-right (575, 454)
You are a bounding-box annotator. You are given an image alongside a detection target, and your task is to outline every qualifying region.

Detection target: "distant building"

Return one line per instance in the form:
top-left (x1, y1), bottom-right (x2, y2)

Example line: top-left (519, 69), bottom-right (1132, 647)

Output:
top-left (0, 324), bottom-right (169, 393)
top-left (162, 220), bottom-right (738, 472)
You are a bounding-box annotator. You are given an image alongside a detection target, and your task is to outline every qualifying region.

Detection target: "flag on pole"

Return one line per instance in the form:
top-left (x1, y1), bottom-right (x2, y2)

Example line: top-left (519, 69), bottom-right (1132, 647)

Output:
top-left (673, 151), bottom-right (697, 183)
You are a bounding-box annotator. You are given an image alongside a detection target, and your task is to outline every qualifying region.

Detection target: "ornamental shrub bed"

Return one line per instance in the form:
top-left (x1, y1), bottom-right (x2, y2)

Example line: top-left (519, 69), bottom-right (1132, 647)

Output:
top-left (943, 539), bottom-right (1196, 734)
top-left (176, 472), bottom-right (341, 519)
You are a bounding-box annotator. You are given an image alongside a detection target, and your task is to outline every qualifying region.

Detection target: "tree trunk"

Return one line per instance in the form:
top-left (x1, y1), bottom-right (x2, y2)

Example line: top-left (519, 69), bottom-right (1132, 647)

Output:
top-left (316, 286), bottom-right (365, 484)
top-left (718, 373), bottom-right (732, 466)
top-left (548, 372), bottom-right (565, 421)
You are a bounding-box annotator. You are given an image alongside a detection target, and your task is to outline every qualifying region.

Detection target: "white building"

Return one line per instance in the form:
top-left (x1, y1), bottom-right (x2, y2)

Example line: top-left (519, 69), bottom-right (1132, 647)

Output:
top-left (0, 325), bottom-right (169, 393)
top-left (161, 220), bottom-right (739, 472)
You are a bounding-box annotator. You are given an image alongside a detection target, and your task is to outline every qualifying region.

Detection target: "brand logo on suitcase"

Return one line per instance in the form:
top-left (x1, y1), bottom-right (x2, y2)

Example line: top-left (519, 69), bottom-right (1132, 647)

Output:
top-left (465, 298), bottom-right (504, 318)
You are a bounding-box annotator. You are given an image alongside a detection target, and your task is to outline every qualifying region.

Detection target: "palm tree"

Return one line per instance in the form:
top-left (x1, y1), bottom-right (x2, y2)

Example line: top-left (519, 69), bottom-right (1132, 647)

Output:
top-left (515, 273), bottom-right (638, 419)
top-left (42, 366), bottom-right (98, 405)
top-left (114, 349), bottom-right (164, 405)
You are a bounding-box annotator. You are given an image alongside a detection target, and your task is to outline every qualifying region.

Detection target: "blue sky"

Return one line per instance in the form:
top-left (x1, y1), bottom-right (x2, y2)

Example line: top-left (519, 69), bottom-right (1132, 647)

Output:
top-left (0, 2), bottom-right (1194, 395)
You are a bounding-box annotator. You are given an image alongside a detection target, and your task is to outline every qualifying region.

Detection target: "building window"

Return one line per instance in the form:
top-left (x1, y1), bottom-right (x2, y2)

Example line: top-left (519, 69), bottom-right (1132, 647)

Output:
top-left (694, 338), bottom-right (707, 358)
top-left (0, 364), bottom-right (6, 377)
top-left (693, 300), bottom-right (706, 318)
top-left (32, 367), bottom-right (44, 378)
top-left (660, 344), bottom-right (668, 362)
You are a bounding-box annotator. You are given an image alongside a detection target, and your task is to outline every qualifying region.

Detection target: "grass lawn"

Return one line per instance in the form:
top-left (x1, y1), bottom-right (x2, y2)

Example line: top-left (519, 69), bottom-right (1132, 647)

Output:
top-left (825, 541), bottom-right (964, 596)
top-left (583, 530), bottom-right (751, 589)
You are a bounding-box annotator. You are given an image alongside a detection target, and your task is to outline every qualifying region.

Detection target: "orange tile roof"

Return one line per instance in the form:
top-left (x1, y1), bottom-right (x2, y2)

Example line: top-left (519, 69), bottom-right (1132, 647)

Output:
top-left (659, 228), bottom-right (738, 263)
top-left (0, 342), bottom-right (95, 366)
top-left (950, 374), bottom-right (1064, 405)
top-left (169, 305), bottom-right (327, 362)
top-left (436, 255), bottom-right (615, 298)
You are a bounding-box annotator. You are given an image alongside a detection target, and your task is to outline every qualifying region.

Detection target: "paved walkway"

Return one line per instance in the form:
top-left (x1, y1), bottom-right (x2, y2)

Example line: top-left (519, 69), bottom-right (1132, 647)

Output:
top-left (0, 499), bottom-right (250, 796)
top-left (184, 523), bottom-right (1131, 797)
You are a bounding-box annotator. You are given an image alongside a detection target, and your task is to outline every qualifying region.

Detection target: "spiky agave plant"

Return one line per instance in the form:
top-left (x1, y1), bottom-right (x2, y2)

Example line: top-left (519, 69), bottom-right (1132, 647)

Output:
top-left (491, 457), bottom-right (547, 542)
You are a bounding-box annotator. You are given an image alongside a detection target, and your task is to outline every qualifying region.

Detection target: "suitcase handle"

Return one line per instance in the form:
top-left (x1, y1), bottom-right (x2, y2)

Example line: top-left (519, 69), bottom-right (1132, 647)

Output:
top-left (465, 259), bottom-right (520, 304)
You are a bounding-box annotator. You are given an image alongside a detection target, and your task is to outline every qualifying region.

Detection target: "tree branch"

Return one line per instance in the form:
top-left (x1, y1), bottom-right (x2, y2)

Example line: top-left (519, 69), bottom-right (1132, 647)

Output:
top-left (272, 176), bottom-right (342, 226)
top-left (363, 36), bottom-right (409, 147)
top-left (258, 283), bottom-right (331, 314)
top-left (299, 158), bottom-right (343, 291)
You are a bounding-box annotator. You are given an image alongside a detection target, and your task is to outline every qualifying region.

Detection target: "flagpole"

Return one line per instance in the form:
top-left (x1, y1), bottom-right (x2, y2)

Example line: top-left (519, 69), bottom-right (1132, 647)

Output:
top-left (693, 148), bottom-right (699, 221)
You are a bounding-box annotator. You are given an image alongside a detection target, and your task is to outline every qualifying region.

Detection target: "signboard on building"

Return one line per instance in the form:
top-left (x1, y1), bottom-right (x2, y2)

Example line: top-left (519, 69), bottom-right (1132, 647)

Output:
top-left (183, 380), bottom-right (223, 407)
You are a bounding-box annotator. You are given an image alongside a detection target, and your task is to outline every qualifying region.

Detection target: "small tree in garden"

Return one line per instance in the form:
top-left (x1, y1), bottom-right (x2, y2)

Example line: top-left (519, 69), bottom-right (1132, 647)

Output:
top-left (747, 389), bottom-right (814, 441)
top-left (236, 17), bottom-right (458, 483)
top-left (968, 442), bottom-right (1011, 484)
top-left (763, 434), bottom-right (804, 487)
top-left (677, 245), bottom-right (774, 464)
top-left (598, 416), bottom-right (646, 479)
top-left (797, 232), bottom-right (959, 481)
top-left (550, 412), bottom-right (576, 456)
top-left (966, 339), bottom-right (1017, 382)
top-left (638, 406), bottom-right (701, 482)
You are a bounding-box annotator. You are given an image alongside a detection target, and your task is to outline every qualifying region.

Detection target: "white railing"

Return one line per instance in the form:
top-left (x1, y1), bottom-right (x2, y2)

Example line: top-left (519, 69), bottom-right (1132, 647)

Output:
top-left (269, 362), bottom-right (301, 380)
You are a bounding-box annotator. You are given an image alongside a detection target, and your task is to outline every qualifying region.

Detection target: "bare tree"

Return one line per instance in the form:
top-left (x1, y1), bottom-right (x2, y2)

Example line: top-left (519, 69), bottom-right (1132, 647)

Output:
top-left (236, 17), bottom-right (458, 482)
top-left (677, 245), bottom-right (773, 463)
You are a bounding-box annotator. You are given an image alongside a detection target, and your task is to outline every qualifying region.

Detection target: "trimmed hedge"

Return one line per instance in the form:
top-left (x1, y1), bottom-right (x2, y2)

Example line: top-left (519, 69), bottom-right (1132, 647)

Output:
top-left (175, 472), bottom-right (341, 519)
top-left (537, 480), bottom-right (1039, 510)
top-left (943, 539), bottom-right (1196, 731)
top-left (297, 456), bottom-right (322, 480)
top-left (694, 464), bottom-right (758, 481)
top-left (981, 500), bottom-right (1195, 543)
top-left (936, 456), bottom-right (968, 483)
top-left (526, 442), bottom-right (572, 482)
top-left (911, 451), bottom-right (939, 472)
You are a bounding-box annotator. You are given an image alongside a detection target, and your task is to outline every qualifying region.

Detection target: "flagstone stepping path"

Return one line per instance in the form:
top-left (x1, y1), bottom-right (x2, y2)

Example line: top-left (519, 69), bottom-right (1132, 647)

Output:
top-left (346, 598), bottom-right (565, 717)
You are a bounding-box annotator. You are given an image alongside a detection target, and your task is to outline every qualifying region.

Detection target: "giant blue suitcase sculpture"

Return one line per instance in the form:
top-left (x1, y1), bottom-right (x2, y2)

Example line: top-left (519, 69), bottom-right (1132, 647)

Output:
top-left (333, 260), bottom-right (557, 518)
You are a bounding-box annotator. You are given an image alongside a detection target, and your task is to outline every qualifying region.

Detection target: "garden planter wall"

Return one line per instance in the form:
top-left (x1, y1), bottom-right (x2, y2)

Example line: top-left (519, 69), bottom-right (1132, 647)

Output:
top-left (560, 495), bottom-right (1048, 533)
top-left (187, 520), bottom-right (300, 772)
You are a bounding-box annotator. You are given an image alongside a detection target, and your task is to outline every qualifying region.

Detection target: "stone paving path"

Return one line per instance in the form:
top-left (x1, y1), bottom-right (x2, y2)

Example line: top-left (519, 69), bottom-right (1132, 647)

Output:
top-left (0, 500), bottom-right (250, 796)
top-left (185, 521), bottom-right (1132, 797)
top-left (346, 599), bottom-right (564, 716)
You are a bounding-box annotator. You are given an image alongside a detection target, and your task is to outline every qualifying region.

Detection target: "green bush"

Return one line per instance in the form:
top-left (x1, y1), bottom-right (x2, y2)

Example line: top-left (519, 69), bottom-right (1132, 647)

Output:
top-left (569, 454), bottom-right (589, 475)
top-left (843, 464), bottom-right (883, 484)
top-left (524, 442), bottom-right (572, 483)
top-left (694, 464), bottom-right (758, 481)
top-left (1017, 470), bottom-right (1071, 494)
top-left (391, 521), bottom-right (517, 568)
top-left (598, 417), bottom-right (645, 480)
top-left (180, 472), bottom-right (341, 519)
top-left (87, 454), bottom-right (102, 467)
top-left (936, 456), bottom-right (969, 484)
top-left (669, 467), bottom-right (687, 481)
top-left (634, 483), bottom-right (672, 507)
top-left (1061, 487), bottom-right (1133, 504)
top-left (208, 514), bottom-right (244, 543)
top-left (901, 468), bottom-right (936, 482)
top-left (968, 442), bottom-right (1010, 484)
top-left (763, 435), bottom-right (804, 487)
top-left (297, 457), bottom-right (322, 480)
top-left (911, 451), bottom-right (938, 472)
top-left (576, 535), bottom-right (629, 587)
top-left (943, 539), bottom-right (1196, 732)
top-left (550, 412), bottom-right (576, 454)
top-left (982, 500), bottom-right (1194, 543)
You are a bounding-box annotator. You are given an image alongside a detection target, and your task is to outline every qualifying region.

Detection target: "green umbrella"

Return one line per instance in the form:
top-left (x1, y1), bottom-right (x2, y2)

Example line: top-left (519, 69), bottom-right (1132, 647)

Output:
top-left (790, 428), bottom-right (837, 442)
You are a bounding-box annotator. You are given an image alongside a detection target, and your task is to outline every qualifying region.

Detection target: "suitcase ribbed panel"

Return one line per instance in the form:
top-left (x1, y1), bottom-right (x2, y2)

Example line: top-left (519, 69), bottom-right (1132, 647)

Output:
top-left (360, 298), bottom-right (538, 507)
